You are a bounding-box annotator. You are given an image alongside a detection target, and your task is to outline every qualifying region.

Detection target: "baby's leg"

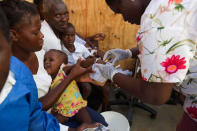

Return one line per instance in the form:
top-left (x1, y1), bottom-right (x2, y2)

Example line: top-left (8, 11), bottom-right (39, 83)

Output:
top-left (51, 109), bottom-right (69, 124)
top-left (78, 82), bottom-right (92, 100)
top-left (76, 107), bottom-right (92, 124)
top-left (99, 82), bottom-right (110, 112)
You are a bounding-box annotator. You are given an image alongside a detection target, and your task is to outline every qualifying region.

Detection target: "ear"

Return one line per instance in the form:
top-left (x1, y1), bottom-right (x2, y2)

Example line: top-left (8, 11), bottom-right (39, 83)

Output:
top-left (10, 29), bottom-right (18, 42)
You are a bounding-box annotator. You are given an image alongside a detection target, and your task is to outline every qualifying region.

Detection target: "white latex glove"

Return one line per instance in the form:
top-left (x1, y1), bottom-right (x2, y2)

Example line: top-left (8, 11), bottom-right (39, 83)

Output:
top-left (187, 72), bottom-right (197, 79)
top-left (103, 49), bottom-right (132, 65)
top-left (94, 64), bottom-right (129, 81)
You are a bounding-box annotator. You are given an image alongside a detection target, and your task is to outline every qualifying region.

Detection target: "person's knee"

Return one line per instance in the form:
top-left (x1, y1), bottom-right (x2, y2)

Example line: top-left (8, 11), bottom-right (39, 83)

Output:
top-left (79, 82), bottom-right (92, 99)
top-left (101, 85), bottom-right (110, 98)
top-left (85, 85), bottom-right (92, 93)
top-left (82, 83), bottom-right (92, 94)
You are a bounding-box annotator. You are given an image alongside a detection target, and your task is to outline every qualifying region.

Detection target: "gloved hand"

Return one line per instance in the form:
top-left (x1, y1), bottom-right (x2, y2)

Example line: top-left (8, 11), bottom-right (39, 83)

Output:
top-left (186, 66), bottom-right (197, 79)
top-left (103, 49), bottom-right (132, 65)
top-left (94, 64), bottom-right (125, 81)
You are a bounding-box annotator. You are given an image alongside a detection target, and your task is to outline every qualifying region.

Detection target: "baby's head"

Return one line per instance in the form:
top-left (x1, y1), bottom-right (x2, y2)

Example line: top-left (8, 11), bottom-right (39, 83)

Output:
top-left (44, 49), bottom-right (68, 78)
top-left (60, 23), bottom-right (75, 48)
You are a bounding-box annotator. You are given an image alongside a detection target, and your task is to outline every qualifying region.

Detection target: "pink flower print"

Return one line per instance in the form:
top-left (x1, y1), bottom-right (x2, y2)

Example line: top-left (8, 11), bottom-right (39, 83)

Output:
top-left (71, 102), bottom-right (75, 108)
top-left (57, 103), bottom-right (64, 108)
top-left (136, 34), bottom-right (142, 43)
top-left (142, 76), bottom-right (147, 81)
top-left (72, 110), bottom-right (77, 115)
top-left (76, 102), bottom-right (79, 106)
top-left (168, 0), bottom-right (183, 5)
top-left (63, 75), bottom-right (66, 79)
top-left (58, 73), bottom-right (62, 77)
top-left (186, 106), bottom-right (197, 119)
top-left (160, 55), bottom-right (186, 74)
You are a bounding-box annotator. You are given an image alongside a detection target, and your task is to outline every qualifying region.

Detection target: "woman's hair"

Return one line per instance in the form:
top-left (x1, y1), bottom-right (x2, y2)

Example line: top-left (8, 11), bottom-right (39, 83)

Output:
top-left (0, 0), bottom-right (38, 28)
top-left (33, 0), bottom-right (43, 5)
top-left (0, 7), bottom-right (9, 42)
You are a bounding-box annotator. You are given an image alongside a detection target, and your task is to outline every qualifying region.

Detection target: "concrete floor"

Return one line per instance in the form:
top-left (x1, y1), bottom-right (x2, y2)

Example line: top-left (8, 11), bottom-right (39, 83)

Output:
top-left (110, 104), bottom-right (183, 131)
top-left (131, 104), bottom-right (183, 131)
top-left (108, 89), bottom-right (183, 131)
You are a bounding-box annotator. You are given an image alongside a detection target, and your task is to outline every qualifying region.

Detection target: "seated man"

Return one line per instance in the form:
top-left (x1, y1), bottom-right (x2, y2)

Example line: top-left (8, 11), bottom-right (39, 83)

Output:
top-left (41, 0), bottom-right (105, 51)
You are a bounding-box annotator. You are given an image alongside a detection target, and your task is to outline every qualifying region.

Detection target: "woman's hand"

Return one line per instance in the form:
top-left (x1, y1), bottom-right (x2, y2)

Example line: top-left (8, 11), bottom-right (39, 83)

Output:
top-left (103, 49), bottom-right (132, 65)
top-left (94, 63), bottom-right (121, 80)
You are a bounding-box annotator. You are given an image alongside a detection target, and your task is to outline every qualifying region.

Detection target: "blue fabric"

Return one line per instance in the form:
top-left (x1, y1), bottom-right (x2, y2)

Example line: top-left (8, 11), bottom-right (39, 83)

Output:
top-left (0, 56), bottom-right (60, 131)
top-left (64, 107), bottom-right (108, 128)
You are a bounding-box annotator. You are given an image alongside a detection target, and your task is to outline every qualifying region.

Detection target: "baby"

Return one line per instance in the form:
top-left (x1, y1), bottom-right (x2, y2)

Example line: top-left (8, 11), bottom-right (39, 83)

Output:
top-left (44, 49), bottom-right (92, 124)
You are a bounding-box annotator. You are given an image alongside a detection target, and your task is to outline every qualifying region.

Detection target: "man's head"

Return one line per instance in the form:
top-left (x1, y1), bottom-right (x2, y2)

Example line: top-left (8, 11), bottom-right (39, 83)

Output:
top-left (43, 0), bottom-right (69, 33)
top-left (0, 7), bottom-right (11, 91)
top-left (105, 0), bottom-right (149, 24)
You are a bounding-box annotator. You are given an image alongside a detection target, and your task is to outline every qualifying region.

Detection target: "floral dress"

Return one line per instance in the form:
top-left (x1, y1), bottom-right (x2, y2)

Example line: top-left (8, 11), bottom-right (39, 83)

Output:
top-left (137, 0), bottom-right (197, 121)
top-left (50, 64), bottom-right (87, 117)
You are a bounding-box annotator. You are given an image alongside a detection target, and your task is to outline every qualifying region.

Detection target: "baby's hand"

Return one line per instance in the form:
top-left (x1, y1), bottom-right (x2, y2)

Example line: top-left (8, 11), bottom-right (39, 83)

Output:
top-left (80, 56), bottom-right (96, 68)
top-left (94, 49), bottom-right (105, 59)
top-left (96, 59), bottom-right (106, 64)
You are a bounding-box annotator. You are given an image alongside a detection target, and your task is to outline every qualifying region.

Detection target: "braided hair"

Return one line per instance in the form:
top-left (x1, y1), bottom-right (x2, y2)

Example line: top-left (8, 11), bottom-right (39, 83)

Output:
top-left (0, 0), bottom-right (38, 28)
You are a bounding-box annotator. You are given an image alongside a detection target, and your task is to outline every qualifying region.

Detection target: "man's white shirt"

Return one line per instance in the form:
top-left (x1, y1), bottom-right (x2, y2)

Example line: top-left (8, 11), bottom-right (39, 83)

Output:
top-left (41, 20), bottom-right (86, 52)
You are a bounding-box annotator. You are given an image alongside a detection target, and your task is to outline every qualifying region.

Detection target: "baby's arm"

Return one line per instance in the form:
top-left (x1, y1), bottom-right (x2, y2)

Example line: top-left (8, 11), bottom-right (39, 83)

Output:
top-left (39, 60), bottom-right (93, 111)
top-left (63, 65), bottom-right (74, 75)
top-left (80, 56), bottom-right (96, 68)
top-left (93, 49), bottom-right (105, 59)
